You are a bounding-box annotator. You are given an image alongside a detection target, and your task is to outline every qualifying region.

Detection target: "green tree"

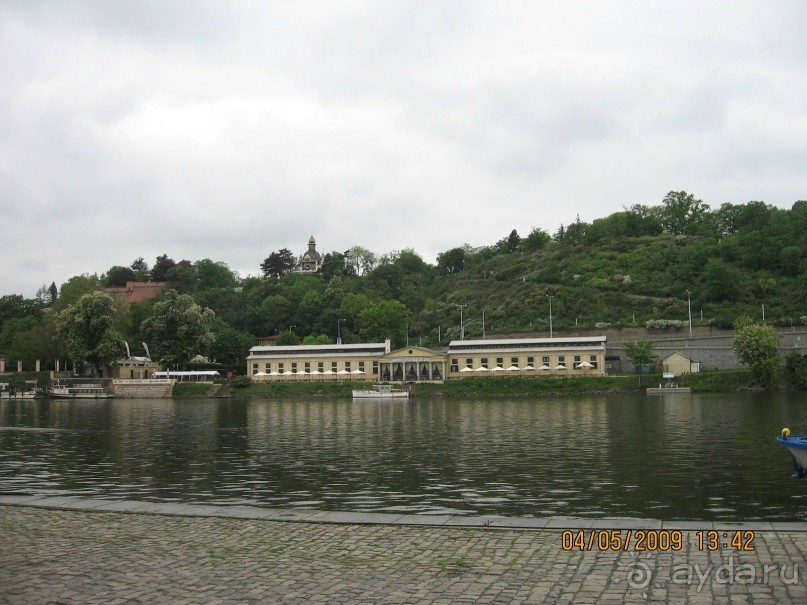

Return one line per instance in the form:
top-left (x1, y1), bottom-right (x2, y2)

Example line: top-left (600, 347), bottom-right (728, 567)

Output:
top-left (130, 257), bottom-right (150, 281)
top-left (703, 258), bottom-right (741, 302)
top-left (209, 320), bottom-right (254, 370)
top-left (276, 330), bottom-right (299, 346)
top-left (103, 265), bottom-right (136, 287)
top-left (436, 247), bottom-right (466, 274)
top-left (520, 227), bottom-right (552, 251)
top-left (261, 248), bottom-right (296, 280)
top-left (52, 274), bottom-right (101, 311)
top-left (150, 254), bottom-right (176, 282)
top-left (659, 191), bottom-right (710, 235)
top-left (165, 261), bottom-right (197, 293)
top-left (141, 290), bottom-right (215, 369)
top-left (623, 340), bottom-right (655, 386)
top-left (732, 316), bottom-right (779, 388)
top-left (784, 352), bottom-right (807, 389)
top-left (358, 300), bottom-right (412, 348)
top-left (56, 291), bottom-right (123, 374)
top-left (196, 259), bottom-right (238, 290)
top-left (344, 246), bottom-right (377, 276)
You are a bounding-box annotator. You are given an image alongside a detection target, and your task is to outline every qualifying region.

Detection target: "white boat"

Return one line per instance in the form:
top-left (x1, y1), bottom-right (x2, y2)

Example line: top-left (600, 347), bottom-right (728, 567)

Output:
top-left (778, 428), bottom-right (807, 478)
top-left (48, 381), bottom-right (113, 399)
top-left (0, 383), bottom-right (38, 399)
top-left (352, 384), bottom-right (411, 399)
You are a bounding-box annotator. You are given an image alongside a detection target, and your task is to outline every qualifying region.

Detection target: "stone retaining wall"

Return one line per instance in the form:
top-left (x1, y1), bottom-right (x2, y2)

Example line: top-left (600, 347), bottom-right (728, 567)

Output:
top-left (112, 379), bottom-right (174, 398)
top-left (606, 328), bottom-right (807, 372)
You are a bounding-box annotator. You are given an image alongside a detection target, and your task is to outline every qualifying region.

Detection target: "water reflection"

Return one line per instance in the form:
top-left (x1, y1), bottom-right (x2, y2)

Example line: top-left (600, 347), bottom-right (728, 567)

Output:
top-left (1, 393), bottom-right (806, 520)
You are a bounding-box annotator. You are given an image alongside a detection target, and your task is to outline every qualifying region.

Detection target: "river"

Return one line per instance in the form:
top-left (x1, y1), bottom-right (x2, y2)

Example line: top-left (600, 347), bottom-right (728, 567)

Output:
top-left (1, 392), bottom-right (806, 520)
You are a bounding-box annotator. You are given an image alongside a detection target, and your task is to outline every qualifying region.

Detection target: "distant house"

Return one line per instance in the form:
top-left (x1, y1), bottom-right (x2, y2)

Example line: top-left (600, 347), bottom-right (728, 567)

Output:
top-left (661, 351), bottom-right (700, 375)
top-left (106, 281), bottom-right (167, 304)
top-left (296, 235), bottom-right (324, 273)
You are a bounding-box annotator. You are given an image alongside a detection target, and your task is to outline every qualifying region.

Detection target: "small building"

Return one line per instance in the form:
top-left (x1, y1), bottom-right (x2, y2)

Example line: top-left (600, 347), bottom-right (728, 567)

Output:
top-left (661, 351), bottom-right (700, 375)
top-left (296, 235), bottom-right (324, 273)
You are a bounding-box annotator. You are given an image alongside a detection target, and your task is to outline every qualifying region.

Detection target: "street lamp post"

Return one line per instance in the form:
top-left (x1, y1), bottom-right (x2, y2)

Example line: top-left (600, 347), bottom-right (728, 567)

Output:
top-left (546, 295), bottom-right (553, 338)
top-left (454, 303), bottom-right (467, 340)
top-left (337, 318), bottom-right (346, 345)
top-left (687, 290), bottom-right (692, 336)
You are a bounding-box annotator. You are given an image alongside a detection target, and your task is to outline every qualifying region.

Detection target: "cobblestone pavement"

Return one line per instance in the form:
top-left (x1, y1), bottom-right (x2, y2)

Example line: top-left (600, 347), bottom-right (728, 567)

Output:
top-left (2, 504), bottom-right (807, 605)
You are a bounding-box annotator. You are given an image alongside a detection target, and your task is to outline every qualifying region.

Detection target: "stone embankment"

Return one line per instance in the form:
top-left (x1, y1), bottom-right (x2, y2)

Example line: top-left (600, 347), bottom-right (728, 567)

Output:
top-left (111, 379), bottom-right (173, 398)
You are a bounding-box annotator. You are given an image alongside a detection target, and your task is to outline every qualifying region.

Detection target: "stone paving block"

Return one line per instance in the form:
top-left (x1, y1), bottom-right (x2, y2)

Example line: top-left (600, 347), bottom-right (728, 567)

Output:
top-left (201, 505), bottom-right (277, 519)
top-left (394, 514), bottom-right (454, 526)
top-left (0, 494), bottom-right (51, 505)
top-left (544, 517), bottom-right (597, 529)
top-left (661, 520), bottom-right (713, 530)
top-left (92, 500), bottom-right (157, 513)
top-left (591, 518), bottom-right (662, 530)
top-left (263, 508), bottom-right (320, 521)
top-left (304, 510), bottom-right (404, 525)
top-left (712, 521), bottom-right (775, 531)
top-left (46, 498), bottom-right (118, 510)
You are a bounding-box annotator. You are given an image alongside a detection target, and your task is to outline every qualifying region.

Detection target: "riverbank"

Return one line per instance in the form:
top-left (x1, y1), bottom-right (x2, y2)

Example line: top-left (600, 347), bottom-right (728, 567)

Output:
top-left (2, 500), bottom-right (805, 605)
top-left (171, 369), bottom-right (759, 399)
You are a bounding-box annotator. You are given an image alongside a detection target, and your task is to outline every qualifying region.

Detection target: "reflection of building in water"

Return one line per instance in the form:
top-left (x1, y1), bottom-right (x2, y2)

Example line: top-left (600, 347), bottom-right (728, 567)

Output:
top-left (247, 335), bottom-right (606, 383)
top-left (296, 235), bottom-right (323, 273)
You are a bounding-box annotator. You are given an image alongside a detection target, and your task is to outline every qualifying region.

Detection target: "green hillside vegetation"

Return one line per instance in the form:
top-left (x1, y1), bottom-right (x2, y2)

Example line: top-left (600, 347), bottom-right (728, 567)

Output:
top-left (2, 191), bottom-right (807, 380)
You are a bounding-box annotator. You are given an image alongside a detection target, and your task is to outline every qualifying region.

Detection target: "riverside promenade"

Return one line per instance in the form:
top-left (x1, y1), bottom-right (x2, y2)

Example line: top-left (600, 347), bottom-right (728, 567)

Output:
top-left (1, 496), bottom-right (806, 604)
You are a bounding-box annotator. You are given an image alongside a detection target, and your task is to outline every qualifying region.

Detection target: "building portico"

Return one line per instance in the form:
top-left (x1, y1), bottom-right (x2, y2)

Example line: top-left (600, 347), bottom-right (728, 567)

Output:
top-left (378, 346), bottom-right (445, 382)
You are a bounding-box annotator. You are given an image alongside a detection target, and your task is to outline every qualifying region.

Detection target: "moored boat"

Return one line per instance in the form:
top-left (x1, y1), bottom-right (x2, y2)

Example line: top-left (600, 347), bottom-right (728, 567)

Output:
top-left (48, 380), bottom-right (113, 399)
top-left (777, 428), bottom-right (807, 478)
top-left (352, 384), bottom-right (411, 399)
top-left (0, 383), bottom-right (39, 399)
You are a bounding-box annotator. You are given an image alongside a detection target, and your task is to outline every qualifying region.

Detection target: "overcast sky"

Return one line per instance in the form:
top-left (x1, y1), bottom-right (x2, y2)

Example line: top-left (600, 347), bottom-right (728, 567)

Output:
top-left (2, 1), bottom-right (806, 297)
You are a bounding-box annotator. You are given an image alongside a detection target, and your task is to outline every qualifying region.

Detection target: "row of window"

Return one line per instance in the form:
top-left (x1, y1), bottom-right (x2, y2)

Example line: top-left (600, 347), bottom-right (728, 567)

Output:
top-left (449, 355), bottom-right (599, 372)
top-left (252, 360), bottom-right (377, 375)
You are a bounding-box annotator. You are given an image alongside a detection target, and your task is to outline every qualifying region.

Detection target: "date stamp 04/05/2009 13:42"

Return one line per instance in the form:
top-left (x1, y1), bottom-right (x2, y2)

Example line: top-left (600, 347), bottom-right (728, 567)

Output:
top-left (560, 529), bottom-right (756, 552)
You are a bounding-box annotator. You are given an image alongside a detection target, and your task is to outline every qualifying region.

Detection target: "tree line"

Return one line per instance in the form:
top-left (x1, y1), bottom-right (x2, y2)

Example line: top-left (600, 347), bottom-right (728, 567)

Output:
top-left (2, 191), bottom-right (807, 381)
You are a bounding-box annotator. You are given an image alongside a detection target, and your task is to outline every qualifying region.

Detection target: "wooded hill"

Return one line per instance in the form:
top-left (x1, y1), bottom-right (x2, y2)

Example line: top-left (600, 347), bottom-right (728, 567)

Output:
top-left (2, 191), bottom-right (806, 372)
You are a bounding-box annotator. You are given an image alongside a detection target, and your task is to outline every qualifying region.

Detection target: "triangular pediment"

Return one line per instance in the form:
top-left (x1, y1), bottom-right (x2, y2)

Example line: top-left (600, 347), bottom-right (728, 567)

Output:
top-left (380, 346), bottom-right (446, 362)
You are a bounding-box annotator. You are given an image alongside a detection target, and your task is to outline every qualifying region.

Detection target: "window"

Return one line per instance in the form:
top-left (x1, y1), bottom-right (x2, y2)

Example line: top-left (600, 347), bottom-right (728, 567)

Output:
top-left (331, 361), bottom-right (338, 373)
top-left (496, 357), bottom-right (503, 368)
top-left (318, 362), bottom-right (324, 372)
top-left (304, 362), bottom-right (311, 373)
top-left (558, 356), bottom-right (565, 364)
top-left (359, 361), bottom-right (365, 373)
top-left (372, 361), bottom-right (379, 375)
top-left (465, 358), bottom-right (473, 368)
top-left (252, 363), bottom-right (258, 374)
top-left (590, 355), bottom-right (598, 369)
top-left (264, 363), bottom-right (271, 373)
top-left (481, 358), bottom-right (488, 369)
top-left (278, 363), bottom-right (285, 374)
top-left (527, 356), bottom-right (534, 365)
top-left (291, 362), bottom-right (297, 374)
top-left (451, 358), bottom-right (459, 372)
top-left (511, 357), bottom-right (519, 367)
top-left (542, 356), bottom-right (549, 364)
top-left (345, 361), bottom-right (352, 372)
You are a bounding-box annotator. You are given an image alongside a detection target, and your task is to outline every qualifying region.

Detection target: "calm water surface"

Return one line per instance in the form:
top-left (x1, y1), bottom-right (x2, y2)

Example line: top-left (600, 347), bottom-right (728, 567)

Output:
top-left (1, 393), bottom-right (806, 520)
